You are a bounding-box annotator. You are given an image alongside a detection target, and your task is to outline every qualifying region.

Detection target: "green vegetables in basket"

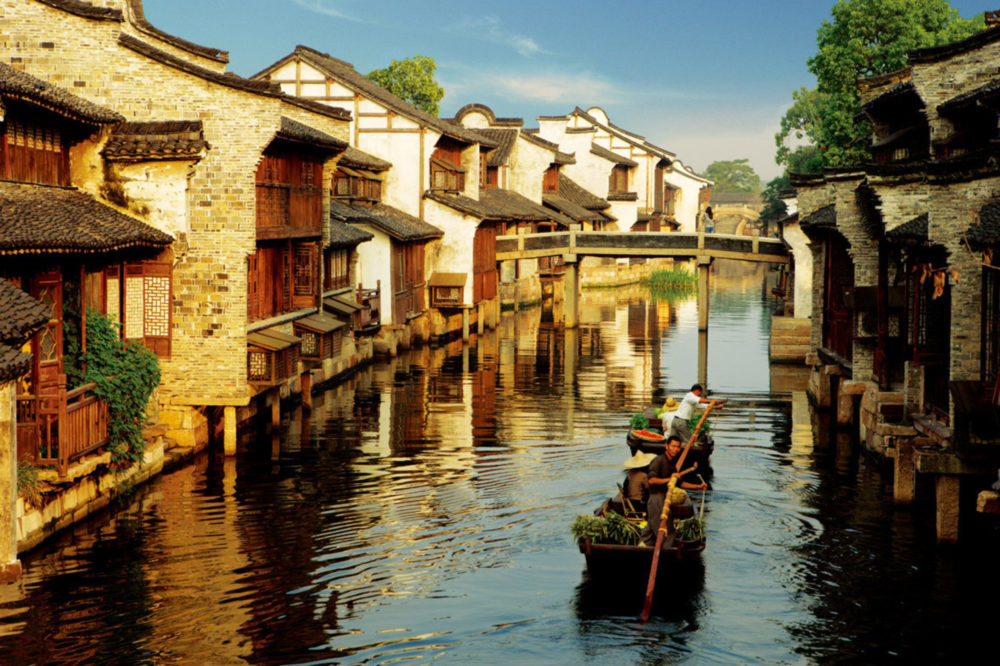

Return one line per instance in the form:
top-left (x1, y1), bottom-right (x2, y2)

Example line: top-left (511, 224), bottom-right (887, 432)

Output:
top-left (571, 513), bottom-right (640, 545)
top-left (677, 517), bottom-right (706, 542)
top-left (630, 412), bottom-right (649, 431)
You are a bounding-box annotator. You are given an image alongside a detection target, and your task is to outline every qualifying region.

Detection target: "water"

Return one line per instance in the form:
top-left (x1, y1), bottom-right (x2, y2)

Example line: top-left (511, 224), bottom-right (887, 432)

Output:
top-left (1, 267), bottom-right (999, 664)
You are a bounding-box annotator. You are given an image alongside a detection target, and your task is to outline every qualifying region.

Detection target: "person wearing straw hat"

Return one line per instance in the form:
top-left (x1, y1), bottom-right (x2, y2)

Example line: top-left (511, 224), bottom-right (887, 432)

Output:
top-left (658, 396), bottom-right (679, 433)
top-left (641, 435), bottom-right (708, 546)
top-left (668, 383), bottom-right (726, 442)
top-left (623, 451), bottom-right (657, 504)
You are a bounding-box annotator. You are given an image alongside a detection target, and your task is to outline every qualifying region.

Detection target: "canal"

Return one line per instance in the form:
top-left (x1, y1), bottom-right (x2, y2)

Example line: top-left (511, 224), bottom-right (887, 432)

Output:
top-left (1, 266), bottom-right (999, 663)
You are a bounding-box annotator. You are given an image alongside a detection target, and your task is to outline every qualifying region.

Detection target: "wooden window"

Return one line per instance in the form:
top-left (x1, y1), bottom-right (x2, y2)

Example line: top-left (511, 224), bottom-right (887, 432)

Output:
top-left (609, 165), bottom-right (629, 193)
top-left (325, 248), bottom-right (350, 291)
top-left (432, 286), bottom-right (462, 306)
top-left (332, 167), bottom-right (382, 202)
top-left (256, 148), bottom-right (323, 231)
top-left (473, 224), bottom-right (497, 303)
top-left (479, 152), bottom-right (488, 189)
top-left (2, 113), bottom-right (68, 186)
top-left (485, 166), bottom-right (499, 189)
top-left (105, 262), bottom-right (172, 357)
top-left (431, 139), bottom-right (467, 192)
top-left (543, 165), bottom-right (559, 193)
top-left (249, 241), bottom-right (317, 322)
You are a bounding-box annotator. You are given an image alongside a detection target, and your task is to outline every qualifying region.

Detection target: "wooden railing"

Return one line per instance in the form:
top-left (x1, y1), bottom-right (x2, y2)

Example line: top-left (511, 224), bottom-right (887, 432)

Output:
top-left (16, 381), bottom-right (110, 475)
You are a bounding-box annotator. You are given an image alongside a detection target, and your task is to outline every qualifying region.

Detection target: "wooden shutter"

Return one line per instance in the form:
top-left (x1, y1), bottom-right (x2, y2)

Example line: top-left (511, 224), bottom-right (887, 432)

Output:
top-left (122, 262), bottom-right (172, 357)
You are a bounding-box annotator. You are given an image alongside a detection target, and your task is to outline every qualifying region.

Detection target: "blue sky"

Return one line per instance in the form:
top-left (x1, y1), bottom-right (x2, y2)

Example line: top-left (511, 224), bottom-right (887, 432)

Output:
top-left (144, 0), bottom-right (990, 182)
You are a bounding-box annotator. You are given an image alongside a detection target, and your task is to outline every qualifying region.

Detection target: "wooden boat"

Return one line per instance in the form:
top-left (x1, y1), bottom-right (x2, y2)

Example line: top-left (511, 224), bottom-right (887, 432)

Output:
top-left (577, 499), bottom-right (705, 582)
top-left (626, 430), bottom-right (715, 470)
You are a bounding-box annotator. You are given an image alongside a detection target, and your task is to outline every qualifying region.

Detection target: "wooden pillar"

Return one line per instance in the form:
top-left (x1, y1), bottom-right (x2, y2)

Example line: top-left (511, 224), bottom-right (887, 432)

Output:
top-left (935, 475), bottom-right (961, 543)
top-left (697, 330), bottom-right (708, 388)
top-left (301, 371), bottom-right (313, 411)
top-left (0, 383), bottom-right (22, 582)
top-left (697, 257), bottom-right (710, 331)
top-left (223, 405), bottom-right (236, 457)
top-left (893, 438), bottom-right (915, 504)
top-left (563, 254), bottom-right (579, 329)
top-left (270, 387), bottom-right (281, 430)
top-left (462, 307), bottom-right (470, 342)
top-left (477, 302), bottom-right (485, 335)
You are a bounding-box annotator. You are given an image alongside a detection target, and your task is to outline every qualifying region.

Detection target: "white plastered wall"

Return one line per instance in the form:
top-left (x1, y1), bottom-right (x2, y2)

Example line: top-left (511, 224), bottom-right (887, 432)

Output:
top-left (353, 225), bottom-right (395, 321)
top-left (423, 199), bottom-right (476, 305)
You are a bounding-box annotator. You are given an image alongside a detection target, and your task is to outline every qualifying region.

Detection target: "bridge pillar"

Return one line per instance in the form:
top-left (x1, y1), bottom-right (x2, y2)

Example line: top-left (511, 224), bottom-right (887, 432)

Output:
top-left (697, 257), bottom-right (711, 331)
top-left (563, 254), bottom-right (579, 329)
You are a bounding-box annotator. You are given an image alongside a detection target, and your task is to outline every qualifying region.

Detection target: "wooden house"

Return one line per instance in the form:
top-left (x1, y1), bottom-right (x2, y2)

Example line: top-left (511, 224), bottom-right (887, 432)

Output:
top-left (0, 63), bottom-right (174, 472)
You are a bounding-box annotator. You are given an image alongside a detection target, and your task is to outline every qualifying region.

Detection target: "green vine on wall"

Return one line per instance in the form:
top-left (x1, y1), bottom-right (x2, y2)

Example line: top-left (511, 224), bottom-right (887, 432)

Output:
top-left (79, 308), bottom-right (160, 469)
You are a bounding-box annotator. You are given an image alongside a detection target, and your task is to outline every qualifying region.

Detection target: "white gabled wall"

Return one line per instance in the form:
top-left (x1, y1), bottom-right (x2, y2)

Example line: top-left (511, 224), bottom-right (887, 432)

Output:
top-left (353, 224), bottom-right (395, 321)
top-left (423, 199), bottom-right (476, 305)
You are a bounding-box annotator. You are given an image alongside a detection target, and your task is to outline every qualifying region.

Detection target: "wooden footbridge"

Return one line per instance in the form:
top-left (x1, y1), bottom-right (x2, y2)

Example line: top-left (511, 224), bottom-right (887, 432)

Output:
top-left (496, 229), bottom-right (789, 329)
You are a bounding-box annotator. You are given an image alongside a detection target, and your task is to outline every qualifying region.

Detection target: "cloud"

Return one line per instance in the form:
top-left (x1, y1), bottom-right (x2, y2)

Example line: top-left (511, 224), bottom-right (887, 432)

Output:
top-left (289, 0), bottom-right (363, 22)
top-left (444, 70), bottom-right (619, 104)
top-left (457, 16), bottom-right (545, 57)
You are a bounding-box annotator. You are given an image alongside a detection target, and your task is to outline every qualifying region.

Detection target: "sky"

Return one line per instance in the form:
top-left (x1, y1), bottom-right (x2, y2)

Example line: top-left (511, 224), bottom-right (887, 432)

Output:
top-left (143, 0), bottom-right (992, 183)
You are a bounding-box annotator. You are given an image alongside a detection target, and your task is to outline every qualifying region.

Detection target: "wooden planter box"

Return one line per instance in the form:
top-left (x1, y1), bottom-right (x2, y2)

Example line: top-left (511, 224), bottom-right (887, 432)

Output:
top-left (294, 313), bottom-right (346, 361)
top-left (247, 330), bottom-right (301, 387)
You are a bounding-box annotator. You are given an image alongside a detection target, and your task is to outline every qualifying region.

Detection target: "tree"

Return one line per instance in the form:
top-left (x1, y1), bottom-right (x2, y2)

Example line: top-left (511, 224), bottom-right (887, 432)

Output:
top-left (758, 174), bottom-right (791, 231)
top-left (703, 159), bottom-right (761, 193)
top-left (367, 55), bottom-right (444, 116)
top-left (776, 0), bottom-right (983, 170)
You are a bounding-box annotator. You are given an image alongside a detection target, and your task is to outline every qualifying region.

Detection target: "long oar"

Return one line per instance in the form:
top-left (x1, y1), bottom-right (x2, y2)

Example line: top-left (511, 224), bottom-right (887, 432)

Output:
top-left (640, 404), bottom-right (715, 623)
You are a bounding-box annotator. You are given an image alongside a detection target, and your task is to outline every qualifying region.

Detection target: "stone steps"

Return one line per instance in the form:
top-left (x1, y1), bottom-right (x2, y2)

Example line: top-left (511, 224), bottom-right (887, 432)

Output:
top-left (769, 316), bottom-right (811, 364)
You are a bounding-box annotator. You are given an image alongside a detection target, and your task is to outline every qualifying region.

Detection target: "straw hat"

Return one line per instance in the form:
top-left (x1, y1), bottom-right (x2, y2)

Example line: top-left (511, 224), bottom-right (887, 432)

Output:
top-left (661, 397), bottom-right (679, 411)
top-left (624, 451), bottom-right (657, 470)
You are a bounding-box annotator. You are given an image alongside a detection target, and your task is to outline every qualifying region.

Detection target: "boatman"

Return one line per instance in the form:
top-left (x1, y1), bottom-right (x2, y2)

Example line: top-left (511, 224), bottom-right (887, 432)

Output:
top-left (668, 383), bottom-right (726, 443)
top-left (640, 435), bottom-right (708, 546)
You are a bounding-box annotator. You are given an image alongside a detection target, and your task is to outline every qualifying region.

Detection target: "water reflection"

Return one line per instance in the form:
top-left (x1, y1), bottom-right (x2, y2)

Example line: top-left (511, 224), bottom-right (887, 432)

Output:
top-left (2, 266), bottom-right (999, 663)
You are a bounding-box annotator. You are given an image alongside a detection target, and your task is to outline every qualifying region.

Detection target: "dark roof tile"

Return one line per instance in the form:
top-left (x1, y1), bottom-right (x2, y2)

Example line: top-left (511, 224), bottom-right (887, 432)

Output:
top-left (103, 120), bottom-right (207, 161)
top-left (0, 62), bottom-right (122, 125)
top-left (36, 0), bottom-right (120, 21)
top-left (330, 200), bottom-right (442, 241)
top-left (558, 174), bottom-right (610, 211)
top-left (969, 201), bottom-right (1000, 249)
top-left (0, 279), bottom-right (49, 345)
top-left (799, 204), bottom-right (837, 230)
top-left (277, 116), bottom-right (346, 151)
top-left (477, 129), bottom-right (518, 166)
top-left (886, 213), bottom-right (928, 244)
top-left (339, 146), bottom-right (391, 171)
top-left (126, 0), bottom-right (228, 63)
top-left (328, 219), bottom-right (374, 248)
top-left (118, 35), bottom-right (351, 122)
top-left (0, 181), bottom-right (173, 255)
top-left (591, 142), bottom-right (637, 167)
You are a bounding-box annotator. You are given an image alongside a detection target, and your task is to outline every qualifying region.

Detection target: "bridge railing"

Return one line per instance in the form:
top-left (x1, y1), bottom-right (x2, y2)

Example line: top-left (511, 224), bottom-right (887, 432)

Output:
top-left (496, 230), bottom-right (788, 262)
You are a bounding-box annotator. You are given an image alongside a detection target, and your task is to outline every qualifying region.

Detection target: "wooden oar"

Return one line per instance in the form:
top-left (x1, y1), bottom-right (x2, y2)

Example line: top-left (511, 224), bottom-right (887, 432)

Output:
top-left (640, 404), bottom-right (715, 623)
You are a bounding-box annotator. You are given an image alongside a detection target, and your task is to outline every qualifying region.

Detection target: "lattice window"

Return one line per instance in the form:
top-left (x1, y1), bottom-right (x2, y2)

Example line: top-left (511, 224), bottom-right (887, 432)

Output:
top-left (248, 350), bottom-right (271, 381)
top-left (294, 245), bottom-right (314, 296)
top-left (111, 262), bottom-right (172, 357)
top-left (124, 274), bottom-right (145, 340)
top-left (300, 331), bottom-right (318, 357)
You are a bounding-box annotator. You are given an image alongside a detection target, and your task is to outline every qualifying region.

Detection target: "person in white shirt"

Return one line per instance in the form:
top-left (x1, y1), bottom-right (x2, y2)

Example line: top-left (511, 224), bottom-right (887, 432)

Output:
top-left (668, 383), bottom-right (723, 442)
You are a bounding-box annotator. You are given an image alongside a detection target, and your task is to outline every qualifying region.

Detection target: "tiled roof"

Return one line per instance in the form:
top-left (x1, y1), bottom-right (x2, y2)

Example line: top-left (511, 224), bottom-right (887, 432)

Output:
top-left (0, 279), bottom-right (49, 345)
top-left (522, 133), bottom-right (575, 164)
top-left (542, 193), bottom-right (602, 223)
top-left (0, 279), bottom-right (49, 383)
top-left (969, 201), bottom-right (1000, 249)
top-left (127, 0), bottom-right (228, 63)
top-left (861, 81), bottom-right (923, 115)
top-left (591, 143), bottom-right (637, 167)
top-left (607, 191), bottom-right (639, 202)
top-left (909, 24), bottom-right (1000, 64)
top-left (339, 146), bottom-right (391, 171)
top-left (425, 189), bottom-right (574, 226)
top-left (277, 116), bottom-right (347, 151)
top-left (480, 189), bottom-right (574, 225)
top-left (118, 35), bottom-right (351, 122)
top-left (559, 174), bottom-right (610, 211)
top-left (0, 181), bottom-right (173, 255)
top-left (278, 46), bottom-right (484, 144)
top-left (0, 62), bottom-right (123, 125)
top-left (328, 219), bottom-right (374, 248)
top-left (103, 121), bottom-right (207, 161)
top-left (799, 204), bottom-right (837, 230)
top-left (330, 200), bottom-right (442, 241)
top-left (452, 103), bottom-right (523, 128)
top-left (938, 78), bottom-right (1000, 115)
top-left (573, 107), bottom-right (674, 160)
top-left (36, 0), bottom-right (121, 21)
top-left (478, 129), bottom-right (518, 166)
top-left (886, 213), bottom-right (928, 244)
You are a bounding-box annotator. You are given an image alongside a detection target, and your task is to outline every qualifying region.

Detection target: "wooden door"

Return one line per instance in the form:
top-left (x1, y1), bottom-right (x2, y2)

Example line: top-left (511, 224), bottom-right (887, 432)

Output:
top-left (823, 237), bottom-right (854, 361)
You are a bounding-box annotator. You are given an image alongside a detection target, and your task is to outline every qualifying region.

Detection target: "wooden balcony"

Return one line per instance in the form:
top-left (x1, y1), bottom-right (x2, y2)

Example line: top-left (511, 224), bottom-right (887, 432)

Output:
top-left (17, 380), bottom-right (110, 476)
